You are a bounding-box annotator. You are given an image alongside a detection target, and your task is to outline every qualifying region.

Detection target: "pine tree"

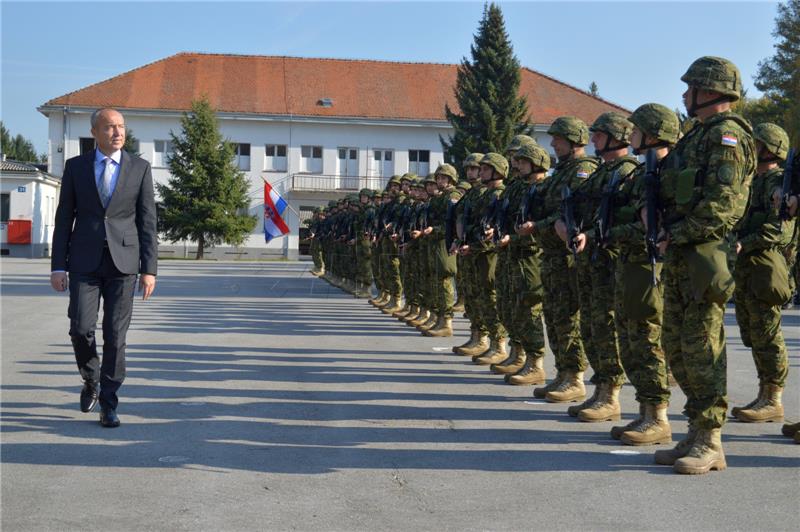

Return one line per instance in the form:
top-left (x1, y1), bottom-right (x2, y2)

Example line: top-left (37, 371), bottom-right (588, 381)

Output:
top-left (440, 2), bottom-right (531, 169)
top-left (0, 121), bottom-right (41, 163)
top-left (123, 127), bottom-right (141, 156)
top-left (589, 81), bottom-right (599, 97)
top-left (156, 97), bottom-right (257, 259)
top-left (754, 0), bottom-right (800, 144)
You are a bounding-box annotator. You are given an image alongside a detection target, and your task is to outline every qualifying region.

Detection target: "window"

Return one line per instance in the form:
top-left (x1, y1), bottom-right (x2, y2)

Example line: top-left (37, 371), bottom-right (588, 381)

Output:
top-left (265, 144), bottom-right (288, 171)
top-left (233, 143), bottom-right (251, 171)
top-left (154, 140), bottom-right (173, 168)
top-left (79, 137), bottom-right (95, 155)
top-left (1, 193), bottom-right (9, 223)
top-left (300, 145), bottom-right (323, 174)
top-left (409, 149), bottom-right (430, 176)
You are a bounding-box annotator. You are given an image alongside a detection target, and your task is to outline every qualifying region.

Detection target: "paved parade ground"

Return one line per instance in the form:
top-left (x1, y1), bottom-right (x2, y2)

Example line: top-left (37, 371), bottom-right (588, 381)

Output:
top-left (1, 259), bottom-right (798, 531)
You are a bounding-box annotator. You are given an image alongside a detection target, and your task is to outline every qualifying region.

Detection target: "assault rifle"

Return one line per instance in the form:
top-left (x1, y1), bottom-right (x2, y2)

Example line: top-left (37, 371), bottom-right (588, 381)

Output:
top-left (444, 200), bottom-right (456, 253)
top-left (518, 183), bottom-right (538, 227)
top-left (480, 197), bottom-right (500, 243)
top-left (779, 147), bottom-right (796, 222)
top-left (462, 199), bottom-right (472, 245)
top-left (493, 197), bottom-right (510, 245)
top-left (593, 170), bottom-right (621, 261)
top-left (561, 185), bottom-right (580, 259)
top-left (644, 149), bottom-right (661, 286)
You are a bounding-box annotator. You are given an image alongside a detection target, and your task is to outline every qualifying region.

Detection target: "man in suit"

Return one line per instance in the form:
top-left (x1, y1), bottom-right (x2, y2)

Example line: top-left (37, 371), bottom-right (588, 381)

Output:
top-left (50, 108), bottom-right (158, 428)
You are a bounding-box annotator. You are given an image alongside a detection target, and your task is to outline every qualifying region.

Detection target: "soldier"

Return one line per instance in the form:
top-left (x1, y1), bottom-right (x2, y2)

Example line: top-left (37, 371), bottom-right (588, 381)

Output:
top-left (649, 56), bottom-right (756, 474)
top-left (352, 188), bottom-right (375, 298)
top-left (403, 179), bottom-right (431, 326)
top-left (414, 175), bottom-right (441, 331)
top-left (395, 179), bottom-right (424, 320)
top-left (453, 154), bottom-right (488, 356)
top-left (370, 185), bottom-right (397, 307)
top-left (467, 153), bottom-right (508, 365)
top-left (493, 143), bottom-right (550, 384)
top-left (518, 117), bottom-right (598, 401)
top-left (560, 112), bottom-right (639, 421)
top-left (731, 123), bottom-right (795, 423)
top-left (308, 207), bottom-right (326, 276)
top-left (603, 103), bottom-right (680, 445)
top-left (452, 179), bottom-right (473, 314)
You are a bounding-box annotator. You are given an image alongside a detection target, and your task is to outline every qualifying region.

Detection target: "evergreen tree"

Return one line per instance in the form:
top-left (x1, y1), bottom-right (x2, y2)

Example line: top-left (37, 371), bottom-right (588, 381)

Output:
top-left (156, 97), bottom-right (257, 259)
top-left (589, 81), bottom-right (599, 97)
top-left (0, 121), bottom-right (41, 163)
top-left (440, 2), bottom-right (531, 168)
top-left (754, 0), bottom-right (800, 144)
top-left (123, 127), bottom-right (141, 156)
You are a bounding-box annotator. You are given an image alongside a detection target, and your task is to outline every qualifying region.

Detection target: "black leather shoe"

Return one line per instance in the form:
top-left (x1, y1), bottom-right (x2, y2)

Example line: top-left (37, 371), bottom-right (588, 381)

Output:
top-left (99, 407), bottom-right (120, 428)
top-left (80, 381), bottom-right (99, 413)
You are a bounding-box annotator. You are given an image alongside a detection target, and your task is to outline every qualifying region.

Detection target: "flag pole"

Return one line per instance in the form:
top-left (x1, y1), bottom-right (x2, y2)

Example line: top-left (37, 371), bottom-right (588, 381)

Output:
top-left (262, 176), bottom-right (300, 218)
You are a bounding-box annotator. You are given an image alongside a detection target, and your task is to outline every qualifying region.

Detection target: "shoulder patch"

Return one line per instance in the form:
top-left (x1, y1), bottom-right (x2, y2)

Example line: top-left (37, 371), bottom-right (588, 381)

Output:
top-left (721, 134), bottom-right (738, 147)
top-left (577, 171), bottom-right (589, 178)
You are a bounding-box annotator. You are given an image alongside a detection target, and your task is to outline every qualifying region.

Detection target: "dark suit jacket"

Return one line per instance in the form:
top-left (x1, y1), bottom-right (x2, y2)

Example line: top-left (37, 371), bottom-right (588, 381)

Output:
top-left (52, 150), bottom-right (158, 275)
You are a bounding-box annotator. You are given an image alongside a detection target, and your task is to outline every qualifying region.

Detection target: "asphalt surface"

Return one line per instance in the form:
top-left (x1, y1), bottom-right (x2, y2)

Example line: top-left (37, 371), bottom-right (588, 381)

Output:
top-left (1, 258), bottom-right (798, 531)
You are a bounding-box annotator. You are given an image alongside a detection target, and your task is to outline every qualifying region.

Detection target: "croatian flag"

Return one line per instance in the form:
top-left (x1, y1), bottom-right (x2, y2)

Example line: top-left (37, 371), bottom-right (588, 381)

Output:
top-left (263, 181), bottom-right (290, 243)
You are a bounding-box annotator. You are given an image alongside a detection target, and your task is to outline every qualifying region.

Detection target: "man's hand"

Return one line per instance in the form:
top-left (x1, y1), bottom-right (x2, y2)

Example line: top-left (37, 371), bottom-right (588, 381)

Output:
top-left (554, 219), bottom-right (568, 242)
top-left (574, 233), bottom-right (587, 253)
top-left (423, 226), bottom-right (433, 235)
top-left (499, 234), bottom-right (510, 247)
top-left (657, 233), bottom-right (670, 256)
top-left (139, 274), bottom-right (156, 301)
top-left (50, 272), bottom-right (68, 292)
top-left (484, 227), bottom-right (494, 240)
top-left (735, 241), bottom-right (742, 255)
top-left (516, 221), bottom-right (534, 236)
top-left (458, 244), bottom-right (470, 256)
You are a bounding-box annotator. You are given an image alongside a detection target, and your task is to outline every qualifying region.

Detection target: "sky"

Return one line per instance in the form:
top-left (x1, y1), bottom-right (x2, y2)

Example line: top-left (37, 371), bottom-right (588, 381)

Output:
top-left (1, 1), bottom-right (781, 155)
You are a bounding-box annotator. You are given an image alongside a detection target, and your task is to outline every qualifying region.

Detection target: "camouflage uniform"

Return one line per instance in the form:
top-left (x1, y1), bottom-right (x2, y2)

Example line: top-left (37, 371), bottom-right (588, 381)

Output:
top-left (426, 165), bottom-right (459, 326)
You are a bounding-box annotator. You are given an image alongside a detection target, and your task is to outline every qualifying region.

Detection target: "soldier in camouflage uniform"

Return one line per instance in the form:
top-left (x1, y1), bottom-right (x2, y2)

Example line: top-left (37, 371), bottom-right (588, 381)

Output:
top-left (395, 179), bottom-right (424, 320)
top-left (518, 117), bottom-right (598, 401)
top-left (731, 123), bottom-right (795, 423)
top-left (309, 208), bottom-right (326, 276)
top-left (352, 188), bottom-right (375, 297)
top-left (453, 154), bottom-right (488, 355)
top-left (492, 143), bottom-right (551, 385)
top-left (650, 57), bottom-right (756, 474)
top-left (452, 179), bottom-right (473, 314)
top-left (598, 103), bottom-right (680, 445)
top-left (373, 177), bottom-right (403, 310)
top-left (402, 179), bottom-right (431, 326)
top-left (485, 136), bottom-right (537, 371)
top-left (423, 164), bottom-right (461, 337)
top-left (560, 112), bottom-right (639, 421)
top-left (368, 192), bottom-right (385, 302)
top-left (467, 153), bottom-right (508, 365)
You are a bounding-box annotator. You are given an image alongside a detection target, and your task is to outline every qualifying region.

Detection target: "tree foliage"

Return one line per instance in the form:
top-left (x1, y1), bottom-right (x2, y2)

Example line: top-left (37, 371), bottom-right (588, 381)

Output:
top-left (156, 98), bottom-right (257, 259)
top-left (589, 81), bottom-right (599, 97)
top-left (0, 121), bottom-right (45, 163)
top-left (440, 2), bottom-right (531, 169)
top-left (124, 127), bottom-right (141, 156)
top-left (754, 0), bottom-right (800, 144)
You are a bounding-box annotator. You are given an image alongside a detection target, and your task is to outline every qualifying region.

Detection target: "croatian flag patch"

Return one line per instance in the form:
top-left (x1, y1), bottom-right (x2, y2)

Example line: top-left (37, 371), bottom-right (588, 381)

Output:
top-left (721, 134), bottom-right (738, 147)
top-left (577, 171), bottom-right (589, 178)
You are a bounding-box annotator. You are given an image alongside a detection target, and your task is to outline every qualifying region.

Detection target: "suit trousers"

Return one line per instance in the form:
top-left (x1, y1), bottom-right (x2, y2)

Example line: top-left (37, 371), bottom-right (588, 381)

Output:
top-left (68, 246), bottom-right (137, 410)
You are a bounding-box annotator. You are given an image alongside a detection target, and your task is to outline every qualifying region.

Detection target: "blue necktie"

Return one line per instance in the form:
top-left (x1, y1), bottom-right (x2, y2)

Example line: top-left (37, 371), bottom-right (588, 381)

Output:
top-left (99, 157), bottom-right (113, 207)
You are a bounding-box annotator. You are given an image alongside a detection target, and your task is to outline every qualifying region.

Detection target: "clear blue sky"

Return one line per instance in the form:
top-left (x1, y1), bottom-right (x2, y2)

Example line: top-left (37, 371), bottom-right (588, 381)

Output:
top-left (1, 1), bottom-right (780, 155)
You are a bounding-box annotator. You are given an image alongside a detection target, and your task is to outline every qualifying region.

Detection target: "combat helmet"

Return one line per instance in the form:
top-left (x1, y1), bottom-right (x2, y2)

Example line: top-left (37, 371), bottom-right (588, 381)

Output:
top-left (753, 123), bottom-right (790, 161)
top-left (628, 103), bottom-right (681, 150)
top-left (480, 152), bottom-right (509, 179)
top-left (424, 173), bottom-right (438, 185)
top-left (507, 135), bottom-right (536, 154)
top-left (547, 116), bottom-right (590, 146)
top-left (590, 112), bottom-right (634, 145)
top-left (514, 143), bottom-right (551, 172)
top-left (400, 172), bottom-right (416, 182)
top-left (359, 188), bottom-right (373, 197)
top-left (456, 180), bottom-right (472, 192)
top-left (463, 153), bottom-right (484, 168)
top-left (681, 56), bottom-right (742, 102)
top-left (435, 163), bottom-right (458, 184)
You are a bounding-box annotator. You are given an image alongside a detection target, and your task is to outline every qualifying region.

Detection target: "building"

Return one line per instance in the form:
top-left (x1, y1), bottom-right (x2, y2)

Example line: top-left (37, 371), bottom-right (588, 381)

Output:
top-left (38, 52), bottom-right (629, 259)
top-left (0, 158), bottom-right (60, 258)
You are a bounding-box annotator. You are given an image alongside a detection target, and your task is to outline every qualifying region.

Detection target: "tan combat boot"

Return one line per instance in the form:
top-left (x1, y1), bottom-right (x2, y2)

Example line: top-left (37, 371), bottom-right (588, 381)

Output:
top-left (673, 428), bottom-right (726, 475)
top-left (545, 371), bottom-right (586, 403)
top-left (453, 329), bottom-right (479, 354)
top-left (408, 309), bottom-right (430, 326)
top-left (578, 383), bottom-right (622, 422)
top-left (452, 293), bottom-right (465, 313)
top-left (393, 304), bottom-right (412, 318)
top-left (731, 384), bottom-right (763, 417)
top-left (403, 307), bottom-right (423, 323)
top-left (381, 296), bottom-right (404, 314)
top-left (507, 355), bottom-right (546, 385)
top-left (621, 403), bottom-right (672, 446)
top-left (568, 383), bottom-right (601, 417)
top-left (425, 317), bottom-right (453, 337)
top-left (458, 335), bottom-right (490, 357)
top-left (611, 403), bottom-right (645, 440)
top-left (417, 313), bottom-right (439, 332)
top-left (654, 426), bottom-right (698, 465)
top-left (736, 384), bottom-right (784, 423)
top-left (782, 421), bottom-right (800, 438)
top-left (421, 314), bottom-right (444, 334)
top-left (533, 371), bottom-right (563, 398)
top-left (491, 343), bottom-right (524, 375)
top-left (474, 338), bottom-right (508, 365)
top-left (370, 292), bottom-right (388, 306)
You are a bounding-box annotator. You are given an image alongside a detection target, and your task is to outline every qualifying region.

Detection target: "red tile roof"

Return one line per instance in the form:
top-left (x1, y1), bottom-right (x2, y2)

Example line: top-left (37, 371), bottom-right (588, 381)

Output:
top-left (43, 52), bottom-right (628, 125)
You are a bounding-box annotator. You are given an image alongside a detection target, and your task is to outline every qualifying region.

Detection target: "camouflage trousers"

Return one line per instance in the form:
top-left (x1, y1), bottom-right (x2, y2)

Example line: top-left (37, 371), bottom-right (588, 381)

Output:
top-left (507, 248), bottom-right (546, 360)
top-left (614, 260), bottom-right (670, 405)
top-left (460, 254), bottom-right (480, 330)
top-left (578, 250), bottom-right (624, 386)
top-left (541, 250), bottom-right (586, 373)
top-left (431, 238), bottom-right (456, 318)
top-left (662, 249), bottom-right (728, 430)
top-left (496, 248), bottom-right (516, 342)
top-left (380, 238), bottom-right (403, 298)
top-left (733, 254), bottom-right (789, 387)
top-left (473, 250), bottom-right (506, 340)
top-left (310, 239), bottom-right (324, 271)
top-left (356, 237), bottom-right (372, 286)
top-left (401, 241), bottom-right (420, 306)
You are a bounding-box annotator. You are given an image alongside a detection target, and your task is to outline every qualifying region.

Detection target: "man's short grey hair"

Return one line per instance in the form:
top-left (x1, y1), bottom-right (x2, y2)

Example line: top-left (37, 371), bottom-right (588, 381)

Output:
top-left (90, 108), bottom-right (122, 128)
